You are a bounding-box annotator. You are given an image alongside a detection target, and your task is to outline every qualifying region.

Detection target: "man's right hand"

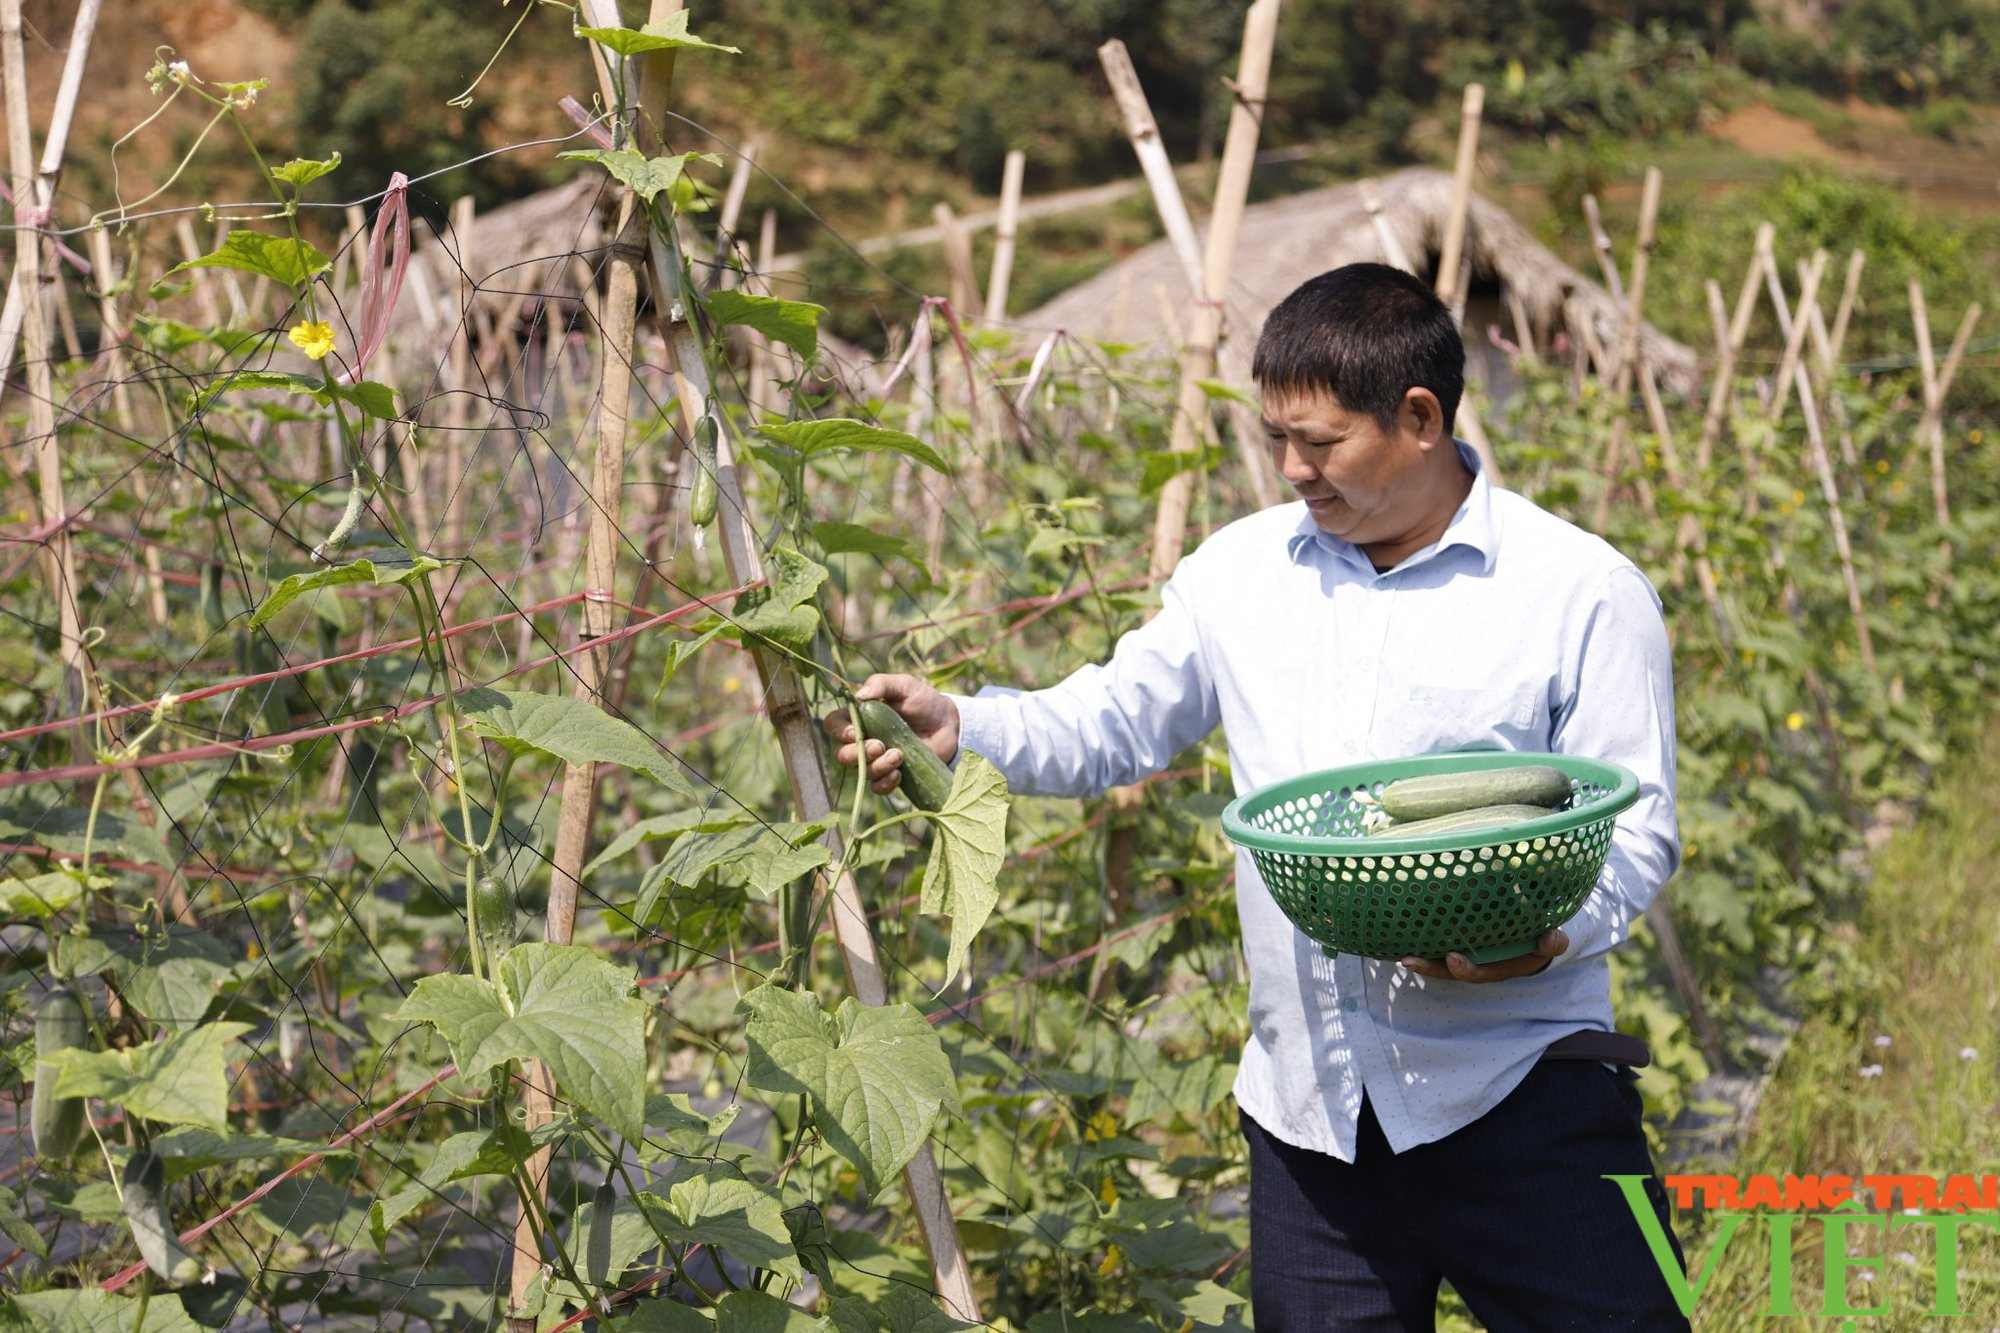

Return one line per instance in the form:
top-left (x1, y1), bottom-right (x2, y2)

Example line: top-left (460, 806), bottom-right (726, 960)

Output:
top-left (823, 673), bottom-right (962, 795)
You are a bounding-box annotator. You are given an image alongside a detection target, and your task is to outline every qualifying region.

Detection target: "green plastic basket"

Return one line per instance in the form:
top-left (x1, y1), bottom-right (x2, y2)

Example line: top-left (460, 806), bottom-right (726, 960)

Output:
top-left (1220, 752), bottom-right (1640, 963)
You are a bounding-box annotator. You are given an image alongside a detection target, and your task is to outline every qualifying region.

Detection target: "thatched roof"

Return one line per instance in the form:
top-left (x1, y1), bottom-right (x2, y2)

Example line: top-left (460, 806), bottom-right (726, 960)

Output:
top-left (380, 176), bottom-right (610, 369)
top-left (1018, 166), bottom-right (1700, 394)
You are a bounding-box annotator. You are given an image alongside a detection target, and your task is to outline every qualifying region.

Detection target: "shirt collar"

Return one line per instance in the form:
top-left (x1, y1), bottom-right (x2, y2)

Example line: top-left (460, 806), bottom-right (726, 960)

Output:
top-left (1285, 439), bottom-right (1500, 577)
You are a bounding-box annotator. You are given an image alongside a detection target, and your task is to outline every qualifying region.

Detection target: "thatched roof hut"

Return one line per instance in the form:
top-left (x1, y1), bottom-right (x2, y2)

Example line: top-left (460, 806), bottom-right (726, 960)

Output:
top-left (378, 176), bottom-right (610, 373)
top-left (1018, 166), bottom-right (1700, 396)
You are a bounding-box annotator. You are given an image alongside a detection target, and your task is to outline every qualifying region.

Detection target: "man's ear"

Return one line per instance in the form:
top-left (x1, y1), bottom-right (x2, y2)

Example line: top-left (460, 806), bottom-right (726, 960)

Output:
top-left (1401, 387), bottom-right (1447, 448)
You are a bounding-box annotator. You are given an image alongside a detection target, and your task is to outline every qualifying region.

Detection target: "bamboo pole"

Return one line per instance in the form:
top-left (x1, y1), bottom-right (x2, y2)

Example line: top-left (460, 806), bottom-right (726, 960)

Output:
top-left (1434, 83), bottom-right (1484, 310)
top-left (1096, 1), bottom-right (1284, 989)
top-left (0, 0), bottom-right (98, 406)
top-left (1575, 312), bottom-right (1611, 385)
top-left (1455, 395), bottom-right (1500, 488)
top-left (84, 226), bottom-right (164, 629)
top-left (507, 189), bottom-right (649, 1333)
top-left (2, 0), bottom-right (86, 764)
top-left (1097, 39), bottom-right (1203, 295)
top-left (933, 202), bottom-right (982, 321)
top-left (1922, 300), bottom-right (1980, 584)
top-left (1359, 179), bottom-right (1413, 273)
top-left (210, 217), bottom-right (249, 325)
top-left (1148, 0), bottom-right (1280, 585)
top-left (173, 217), bottom-right (221, 328)
top-left (507, 5), bottom-right (668, 1326)
top-left (1909, 279), bottom-right (1937, 460)
top-left (1695, 223), bottom-right (1772, 482)
top-left (744, 207), bottom-right (781, 416)
top-left (1570, 186), bottom-right (1728, 1059)
top-left (1909, 283), bottom-right (1979, 528)
top-left (1766, 248), bottom-right (1824, 422)
top-left (1705, 279), bottom-right (1730, 361)
top-left (1825, 250), bottom-right (1865, 375)
top-left (1216, 340), bottom-right (1284, 510)
top-left (1504, 285), bottom-right (1538, 364)
top-left (915, 324), bottom-right (948, 572)
top-left (648, 238), bottom-right (982, 1323)
top-left (83, 228), bottom-right (136, 432)
top-left (1800, 259), bottom-right (1833, 383)
top-left (444, 194), bottom-right (477, 555)
top-left (984, 149), bottom-right (1027, 321)
top-left (1666, 283), bottom-right (1740, 650)
top-left (709, 137), bottom-right (758, 287)
top-left (1097, 33), bottom-right (1280, 505)
top-left (934, 204), bottom-right (993, 510)
top-left (1581, 194), bottom-right (1627, 310)
top-left (1765, 249), bottom-right (1878, 680)
top-left (1803, 253), bottom-right (1863, 469)
top-left (1588, 168), bottom-right (1662, 533)
top-left (1429, 87), bottom-right (1502, 481)
top-left (48, 260), bottom-right (81, 362)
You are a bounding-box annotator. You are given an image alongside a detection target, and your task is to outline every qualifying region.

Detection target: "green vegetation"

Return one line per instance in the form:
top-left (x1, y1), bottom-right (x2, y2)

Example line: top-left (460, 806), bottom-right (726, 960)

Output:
top-left (1672, 726), bottom-right (2000, 1327)
top-left (5, 6), bottom-right (2000, 1331)
top-left (1732, 0), bottom-right (2000, 104)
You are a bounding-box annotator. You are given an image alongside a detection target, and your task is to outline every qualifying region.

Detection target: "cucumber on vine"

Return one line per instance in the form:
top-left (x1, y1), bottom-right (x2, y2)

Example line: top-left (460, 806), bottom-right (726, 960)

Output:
top-left (688, 416), bottom-right (719, 528)
top-left (197, 563), bottom-right (228, 633)
top-left (31, 984), bottom-right (89, 1162)
top-left (472, 873), bottom-right (517, 974)
top-left (854, 700), bottom-right (954, 812)
top-left (121, 1151), bottom-right (204, 1286)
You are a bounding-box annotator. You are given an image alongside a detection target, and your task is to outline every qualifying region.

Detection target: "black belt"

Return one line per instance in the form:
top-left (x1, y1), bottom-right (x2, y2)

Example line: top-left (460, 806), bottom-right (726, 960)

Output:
top-left (1540, 1030), bottom-right (1651, 1067)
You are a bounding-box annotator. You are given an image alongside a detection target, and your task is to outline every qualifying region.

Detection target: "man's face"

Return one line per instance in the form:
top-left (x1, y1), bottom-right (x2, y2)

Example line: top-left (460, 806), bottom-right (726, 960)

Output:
top-left (1259, 386), bottom-right (1433, 545)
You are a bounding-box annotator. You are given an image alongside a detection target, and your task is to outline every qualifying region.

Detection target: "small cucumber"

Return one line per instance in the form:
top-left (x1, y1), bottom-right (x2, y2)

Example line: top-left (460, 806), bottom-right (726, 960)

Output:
top-left (32, 985), bottom-right (89, 1162)
top-left (688, 417), bottom-right (719, 528)
top-left (1379, 765), bottom-right (1571, 822)
top-left (585, 1179), bottom-right (619, 1285)
top-left (1365, 803), bottom-right (1559, 840)
top-left (121, 1150), bottom-right (203, 1286)
top-left (198, 563), bottom-right (227, 632)
top-left (471, 873), bottom-right (517, 975)
top-left (854, 700), bottom-right (954, 812)
top-left (346, 737), bottom-right (382, 819)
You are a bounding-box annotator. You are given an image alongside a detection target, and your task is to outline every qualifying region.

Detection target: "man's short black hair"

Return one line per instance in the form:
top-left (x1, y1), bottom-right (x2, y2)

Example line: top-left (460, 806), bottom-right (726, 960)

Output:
top-left (1251, 263), bottom-right (1463, 431)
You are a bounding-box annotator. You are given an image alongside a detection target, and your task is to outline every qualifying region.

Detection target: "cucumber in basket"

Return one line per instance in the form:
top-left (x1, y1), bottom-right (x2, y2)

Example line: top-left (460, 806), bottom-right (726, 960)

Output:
top-left (1378, 765), bottom-right (1570, 821)
top-left (1365, 802), bottom-right (1560, 840)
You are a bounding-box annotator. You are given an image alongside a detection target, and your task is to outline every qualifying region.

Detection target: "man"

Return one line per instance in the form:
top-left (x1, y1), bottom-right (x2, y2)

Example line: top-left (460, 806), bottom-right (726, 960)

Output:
top-left (828, 264), bottom-right (1689, 1329)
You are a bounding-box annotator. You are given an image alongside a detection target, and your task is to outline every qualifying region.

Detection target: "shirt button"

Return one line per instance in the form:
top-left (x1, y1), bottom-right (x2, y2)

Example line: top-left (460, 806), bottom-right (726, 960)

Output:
top-left (1343, 741), bottom-right (1358, 755)
top-left (1357, 657), bottom-right (1374, 671)
top-left (1341, 996), bottom-right (1361, 1013)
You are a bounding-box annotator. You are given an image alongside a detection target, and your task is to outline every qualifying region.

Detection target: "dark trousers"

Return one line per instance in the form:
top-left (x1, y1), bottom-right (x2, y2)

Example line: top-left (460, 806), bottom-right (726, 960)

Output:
top-left (1244, 1061), bottom-right (1690, 1331)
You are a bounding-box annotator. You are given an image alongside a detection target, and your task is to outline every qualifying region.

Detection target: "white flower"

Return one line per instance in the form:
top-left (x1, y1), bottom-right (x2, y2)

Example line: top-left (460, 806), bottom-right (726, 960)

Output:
top-left (169, 60), bottom-right (191, 81)
top-left (1859, 1064), bottom-right (1885, 1078)
top-left (1961, 1046), bottom-right (1979, 1060)
top-left (1873, 1035), bottom-right (1892, 1048)
top-left (1855, 1270), bottom-right (1875, 1282)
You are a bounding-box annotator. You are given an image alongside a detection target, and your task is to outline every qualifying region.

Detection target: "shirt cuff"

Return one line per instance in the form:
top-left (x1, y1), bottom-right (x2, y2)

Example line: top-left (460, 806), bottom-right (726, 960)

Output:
top-left (946, 688), bottom-right (1020, 769)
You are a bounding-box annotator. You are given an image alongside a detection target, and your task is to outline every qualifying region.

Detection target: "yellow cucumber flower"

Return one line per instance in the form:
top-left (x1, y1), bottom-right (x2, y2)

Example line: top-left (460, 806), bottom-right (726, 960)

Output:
top-left (288, 320), bottom-right (337, 361)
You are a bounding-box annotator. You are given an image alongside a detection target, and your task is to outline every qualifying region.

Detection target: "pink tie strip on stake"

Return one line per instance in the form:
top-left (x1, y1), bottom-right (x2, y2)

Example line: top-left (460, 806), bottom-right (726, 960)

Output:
top-left (338, 172), bottom-right (410, 387)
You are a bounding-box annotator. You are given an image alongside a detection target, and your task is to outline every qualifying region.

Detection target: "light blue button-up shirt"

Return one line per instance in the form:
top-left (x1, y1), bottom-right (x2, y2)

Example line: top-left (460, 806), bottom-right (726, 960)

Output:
top-left (952, 444), bottom-right (1680, 1161)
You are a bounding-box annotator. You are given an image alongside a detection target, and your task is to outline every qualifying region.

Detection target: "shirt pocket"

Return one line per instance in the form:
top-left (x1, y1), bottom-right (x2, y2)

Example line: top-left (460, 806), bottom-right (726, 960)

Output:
top-left (1391, 682), bottom-right (1545, 755)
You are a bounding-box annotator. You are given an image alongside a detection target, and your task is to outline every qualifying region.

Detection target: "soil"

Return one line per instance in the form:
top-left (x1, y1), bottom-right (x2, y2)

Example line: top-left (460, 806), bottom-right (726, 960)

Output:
top-left (1708, 103), bottom-right (1859, 168)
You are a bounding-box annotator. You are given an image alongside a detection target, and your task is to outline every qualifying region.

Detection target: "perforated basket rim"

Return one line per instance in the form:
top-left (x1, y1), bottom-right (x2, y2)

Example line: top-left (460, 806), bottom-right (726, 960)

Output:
top-left (1220, 751), bottom-right (1640, 858)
